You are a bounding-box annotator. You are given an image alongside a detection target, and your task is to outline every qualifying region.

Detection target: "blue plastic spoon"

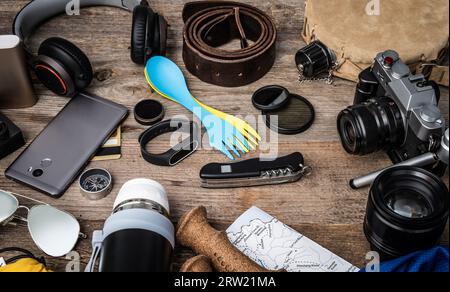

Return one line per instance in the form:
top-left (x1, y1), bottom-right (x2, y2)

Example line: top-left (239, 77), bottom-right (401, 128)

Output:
top-left (146, 56), bottom-right (251, 160)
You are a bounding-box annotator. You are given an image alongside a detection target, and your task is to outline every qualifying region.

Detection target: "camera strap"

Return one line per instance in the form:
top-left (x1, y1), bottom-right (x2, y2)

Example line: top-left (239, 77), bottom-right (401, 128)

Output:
top-left (416, 64), bottom-right (449, 87)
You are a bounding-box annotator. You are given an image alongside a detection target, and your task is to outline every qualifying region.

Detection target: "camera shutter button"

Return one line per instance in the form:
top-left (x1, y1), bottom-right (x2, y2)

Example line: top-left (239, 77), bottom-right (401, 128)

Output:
top-left (383, 56), bottom-right (394, 67)
top-left (420, 105), bottom-right (442, 123)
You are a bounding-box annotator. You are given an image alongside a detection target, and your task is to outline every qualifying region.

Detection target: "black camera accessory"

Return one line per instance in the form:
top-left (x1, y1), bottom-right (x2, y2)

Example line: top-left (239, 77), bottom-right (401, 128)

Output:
top-left (134, 99), bottom-right (165, 126)
top-left (139, 119), bottom-right (200, 167)
top-left (200, 152), bottom-right (312, 189)
top-left (364, 166), bottom-right (449, 260)
top-left (13, 0), bottom-right (167, 97)
top-left (252, 85), bottom-right (290, 111)
top-left (0, 112), bottom-right (25, 160)
top-left (295, 40), bottom-right (336, 83)
top-left (79, 168), bottom-right (113, 201)
top-left (252, 86), bottom-right (315, 135)
top-left (264, 95), bottom-right (315, 135)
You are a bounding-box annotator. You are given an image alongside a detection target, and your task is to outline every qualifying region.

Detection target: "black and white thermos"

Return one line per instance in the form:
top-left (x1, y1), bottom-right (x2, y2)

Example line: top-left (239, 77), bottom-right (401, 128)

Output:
top-left (85, 179), bottom-right (174, 272)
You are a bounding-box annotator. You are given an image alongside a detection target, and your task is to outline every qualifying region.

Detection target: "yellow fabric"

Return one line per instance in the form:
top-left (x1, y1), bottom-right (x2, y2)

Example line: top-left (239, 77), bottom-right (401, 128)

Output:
top-left (0, 258), bottom-right (51, 272)
top-left (302, 0), bottom-right (449, 84)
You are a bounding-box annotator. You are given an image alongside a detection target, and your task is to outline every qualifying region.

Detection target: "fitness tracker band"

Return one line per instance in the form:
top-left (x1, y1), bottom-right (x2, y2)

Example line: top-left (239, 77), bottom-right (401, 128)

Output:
top-left (139, 119), bottom-right (200, 166)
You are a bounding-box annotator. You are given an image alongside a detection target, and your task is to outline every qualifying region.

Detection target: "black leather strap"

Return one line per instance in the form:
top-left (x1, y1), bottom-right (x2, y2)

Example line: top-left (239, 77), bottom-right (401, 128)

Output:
top-left (139, 119), bottom-right (200, 166)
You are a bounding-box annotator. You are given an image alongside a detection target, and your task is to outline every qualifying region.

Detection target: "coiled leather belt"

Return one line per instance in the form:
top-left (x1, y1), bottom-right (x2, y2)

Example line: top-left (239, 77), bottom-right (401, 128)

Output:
top-left (182, 1), bottom-right (277, 87)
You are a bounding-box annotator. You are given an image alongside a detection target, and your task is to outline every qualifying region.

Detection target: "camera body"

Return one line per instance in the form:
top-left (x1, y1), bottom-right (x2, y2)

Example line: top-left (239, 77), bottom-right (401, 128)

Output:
top-left (0, 112), bottom-right (25, 160)
top-left (338, 50), bottom-right (446, 172)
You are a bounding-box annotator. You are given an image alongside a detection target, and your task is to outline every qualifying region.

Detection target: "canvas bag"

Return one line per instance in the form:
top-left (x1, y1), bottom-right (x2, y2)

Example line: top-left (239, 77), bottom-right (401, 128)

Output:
top-left (302, 0), bottom-right (449, 86)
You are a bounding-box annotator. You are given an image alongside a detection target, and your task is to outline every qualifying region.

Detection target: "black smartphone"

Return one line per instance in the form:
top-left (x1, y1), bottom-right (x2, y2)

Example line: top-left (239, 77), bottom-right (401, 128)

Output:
top-left (5, 92), bottom-right (128, 198)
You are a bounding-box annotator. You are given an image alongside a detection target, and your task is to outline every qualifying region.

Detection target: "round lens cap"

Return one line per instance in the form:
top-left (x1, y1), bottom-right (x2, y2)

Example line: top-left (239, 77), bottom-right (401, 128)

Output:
top-left (134, 99), bottom-right (165, 126)
top-left (252, 85), bottom-right (290, 111)
top-left (263, 94), bottom-right (315, 135)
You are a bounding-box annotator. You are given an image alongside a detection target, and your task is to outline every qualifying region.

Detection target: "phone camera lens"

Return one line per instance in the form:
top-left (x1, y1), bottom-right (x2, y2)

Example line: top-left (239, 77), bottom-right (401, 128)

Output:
top-left (32, 169), bottom-right (44, 177)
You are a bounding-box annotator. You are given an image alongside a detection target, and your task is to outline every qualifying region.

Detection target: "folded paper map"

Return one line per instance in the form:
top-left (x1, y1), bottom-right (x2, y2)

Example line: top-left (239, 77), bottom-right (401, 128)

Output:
top-left (227, 207), bottom-right (359, 272)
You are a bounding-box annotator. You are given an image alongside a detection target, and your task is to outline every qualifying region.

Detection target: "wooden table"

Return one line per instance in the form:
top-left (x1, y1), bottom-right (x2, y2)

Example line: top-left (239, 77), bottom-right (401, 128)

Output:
top-left (0, 0), bottom-right (448, 272)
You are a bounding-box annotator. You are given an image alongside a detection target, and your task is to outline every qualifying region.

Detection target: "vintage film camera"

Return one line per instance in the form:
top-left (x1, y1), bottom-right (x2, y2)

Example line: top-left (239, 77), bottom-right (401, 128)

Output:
top-left (337, 50), bottom-right (447, 177)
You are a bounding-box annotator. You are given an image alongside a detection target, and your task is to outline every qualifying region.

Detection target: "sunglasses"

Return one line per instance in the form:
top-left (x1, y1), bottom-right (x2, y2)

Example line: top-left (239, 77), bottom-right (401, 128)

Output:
top-left (0, 190), bottom-right (82, 257)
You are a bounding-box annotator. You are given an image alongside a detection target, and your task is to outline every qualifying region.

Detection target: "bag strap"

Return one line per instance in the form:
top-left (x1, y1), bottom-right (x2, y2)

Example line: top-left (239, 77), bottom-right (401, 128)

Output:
top-left (0, 247), bottom-right (45, 265)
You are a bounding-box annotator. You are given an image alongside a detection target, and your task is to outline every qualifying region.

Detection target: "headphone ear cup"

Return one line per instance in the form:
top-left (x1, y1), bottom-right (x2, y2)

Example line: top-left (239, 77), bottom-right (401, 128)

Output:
top-left (152, 14), bottom-right (161, 57)
top-left (159, 15), bottom-right (168, 56)
top-left (38, 37), bottom-right (93, 91)
top-left (131, 4), bottom-right (154, 65)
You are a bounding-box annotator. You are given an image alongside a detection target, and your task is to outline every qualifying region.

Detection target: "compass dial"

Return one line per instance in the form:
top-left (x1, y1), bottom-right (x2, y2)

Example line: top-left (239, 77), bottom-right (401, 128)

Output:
top-left (82, 174), bottom-right (110, 192)
top-left (79, 169), bottom-right (112, 200)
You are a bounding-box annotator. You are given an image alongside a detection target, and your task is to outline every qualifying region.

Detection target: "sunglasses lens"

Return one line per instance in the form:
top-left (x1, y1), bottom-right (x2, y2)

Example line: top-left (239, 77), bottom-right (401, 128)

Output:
top-left (28, 205), bottom-right (80, 257)
top-left (0, 191), bottom-right (19, 224)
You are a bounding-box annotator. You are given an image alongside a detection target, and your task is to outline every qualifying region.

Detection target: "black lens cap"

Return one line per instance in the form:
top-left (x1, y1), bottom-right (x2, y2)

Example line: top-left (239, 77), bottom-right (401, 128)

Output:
top-left (252, 85), bottom-right (290, 111)
top-left (134, 99), bottom-right (165, 126)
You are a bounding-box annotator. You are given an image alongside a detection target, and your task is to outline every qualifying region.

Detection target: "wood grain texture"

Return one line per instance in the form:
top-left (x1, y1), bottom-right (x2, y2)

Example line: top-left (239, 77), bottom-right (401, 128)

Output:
top-left (0, 0), bottom-right (448, 272)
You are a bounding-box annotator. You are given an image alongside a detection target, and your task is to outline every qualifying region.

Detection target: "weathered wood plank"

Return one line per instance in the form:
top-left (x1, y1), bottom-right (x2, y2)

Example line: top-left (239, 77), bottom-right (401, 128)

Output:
top-left (0, 0), bottom-right (448, 272)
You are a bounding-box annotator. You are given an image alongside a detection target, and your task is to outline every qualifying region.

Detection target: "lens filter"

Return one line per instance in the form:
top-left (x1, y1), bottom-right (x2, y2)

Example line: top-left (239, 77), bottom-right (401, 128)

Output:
top-left (262, 94), bottom-right (315, 135)
top-left (253, 86), bottom-right (315, 135)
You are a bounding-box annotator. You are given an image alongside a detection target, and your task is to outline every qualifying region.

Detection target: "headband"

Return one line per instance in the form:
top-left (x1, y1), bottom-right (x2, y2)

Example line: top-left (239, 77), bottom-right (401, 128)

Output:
top-left (13, 0), bottom-right (141, 40)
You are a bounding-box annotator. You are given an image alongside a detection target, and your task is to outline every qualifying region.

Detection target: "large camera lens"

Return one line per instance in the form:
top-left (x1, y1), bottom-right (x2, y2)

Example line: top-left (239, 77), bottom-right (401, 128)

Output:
top-left (364, 167), bottom-right (449, 260)
top-left (385, 189), bottom-right (432, 219)
top-left (337, 97), bottom-right (405, 155)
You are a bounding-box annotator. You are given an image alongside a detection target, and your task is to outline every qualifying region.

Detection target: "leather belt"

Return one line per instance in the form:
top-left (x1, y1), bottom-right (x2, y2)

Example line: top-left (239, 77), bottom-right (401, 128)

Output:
top-left (182, 1), bottom-right (277, 87)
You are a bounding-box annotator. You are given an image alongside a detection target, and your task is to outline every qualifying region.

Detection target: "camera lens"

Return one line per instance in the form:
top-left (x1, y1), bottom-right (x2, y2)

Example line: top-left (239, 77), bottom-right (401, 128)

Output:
top-left (295, 41), bottom-right (335, 78)
top-left (344, 121), bottom-right (356, 146)
top-left (337, 97), bottom-right (405, 155)
top-left (385, 189), bottom-right (432, 219)
top-left (364, 167), bottom-right (449, 260)
top-left (32, 169), bottom-right (44, 177)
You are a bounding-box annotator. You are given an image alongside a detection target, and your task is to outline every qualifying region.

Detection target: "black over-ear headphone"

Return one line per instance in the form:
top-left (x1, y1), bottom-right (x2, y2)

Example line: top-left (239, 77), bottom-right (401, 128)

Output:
top-left (13, 0), bottom-right (167, 97)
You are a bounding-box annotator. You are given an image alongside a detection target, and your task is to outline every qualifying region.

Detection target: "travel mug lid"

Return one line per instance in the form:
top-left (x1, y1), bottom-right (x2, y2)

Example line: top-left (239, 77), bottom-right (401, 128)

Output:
top-left (113, 178), bottom-right (170, 214)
